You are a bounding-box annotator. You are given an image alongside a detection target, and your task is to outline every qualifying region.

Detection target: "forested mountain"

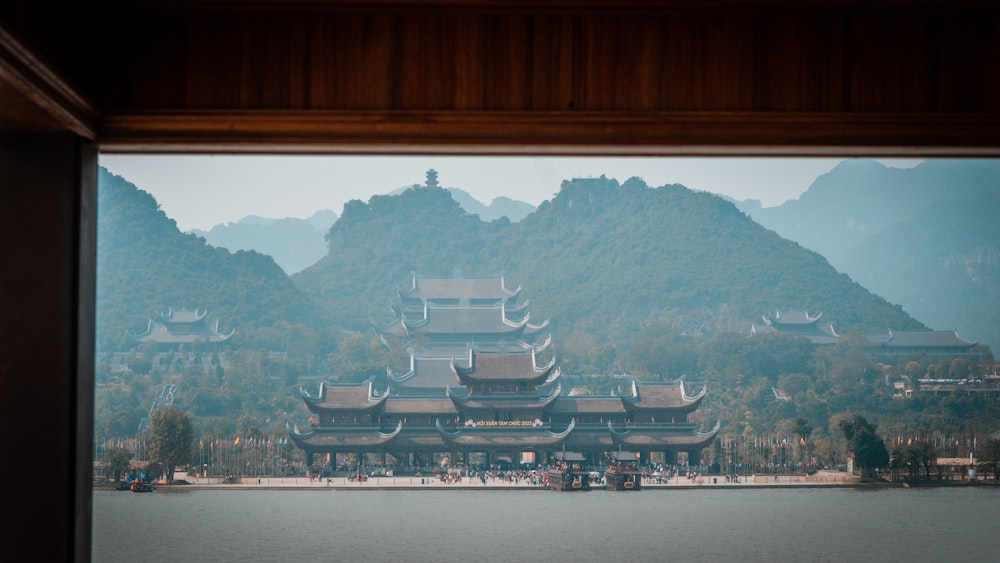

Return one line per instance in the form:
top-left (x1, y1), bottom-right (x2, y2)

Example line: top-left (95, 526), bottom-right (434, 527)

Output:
top-left (189, 210), bottom-right (337, 274)
top-left (293, 176), bottom-right (923, 344)
top-left (97, 167), bottom-right (324, 352)
top-left (187, 186), bottom-right (533, 276)
top-left (738, 159), bottom-right (1000, 351)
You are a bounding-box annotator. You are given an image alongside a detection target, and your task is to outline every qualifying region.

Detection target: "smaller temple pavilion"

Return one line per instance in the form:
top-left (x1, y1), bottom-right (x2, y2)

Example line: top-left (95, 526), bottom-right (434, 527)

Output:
top-left (869, 330), bottom-right (978, 357)
top-left (129, 307), bottom-right (234, 347)
top-left (752, 310), bottom-right (840, 344)
top-left (289, 275), bottom-right (718, 471)
top-left (755, 309), bottom-right (980, 357)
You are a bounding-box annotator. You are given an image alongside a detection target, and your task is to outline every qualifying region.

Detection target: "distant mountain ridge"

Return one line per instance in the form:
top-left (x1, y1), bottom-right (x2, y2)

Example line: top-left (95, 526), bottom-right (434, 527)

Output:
top-left (188, 186), bottom-right (535, 274)
top-left (390, 184), bottom-right (537, 222)
top-left (737, 159), bottom-right (1000, 351)
top-left (293, 175), bottom-right (923, 344)
top-left (444, 187), bottom-right (536, 222)
top-left (190, 210), bottom-right (337, 274)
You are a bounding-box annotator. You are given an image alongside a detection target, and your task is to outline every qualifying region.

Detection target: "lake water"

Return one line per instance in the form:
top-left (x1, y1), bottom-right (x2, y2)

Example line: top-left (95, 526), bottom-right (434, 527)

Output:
top-left (93, 487), bottom-right (1000, 562)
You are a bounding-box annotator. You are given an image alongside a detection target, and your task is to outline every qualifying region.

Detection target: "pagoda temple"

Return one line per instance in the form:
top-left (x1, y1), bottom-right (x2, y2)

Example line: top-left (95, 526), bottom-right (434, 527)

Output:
top-left (129, 307), bottom-right (234, 347)
top-left (289, 276), bottom-right (718, 471)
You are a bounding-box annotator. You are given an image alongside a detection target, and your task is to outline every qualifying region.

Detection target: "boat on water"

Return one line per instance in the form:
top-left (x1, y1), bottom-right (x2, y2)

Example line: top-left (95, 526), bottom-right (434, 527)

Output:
top-left (122, 473), bottom-right (155, 493)
top-left (604, 451), bottom-right (642, 491)
top-left (546, 451), bottom-right (592, 491)
top-left (130, 480), bottom-right (154, 493)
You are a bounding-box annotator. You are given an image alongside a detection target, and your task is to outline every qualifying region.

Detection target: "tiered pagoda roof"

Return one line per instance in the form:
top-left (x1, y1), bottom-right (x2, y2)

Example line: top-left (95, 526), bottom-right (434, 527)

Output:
top-left (378, 303), bottom-right (549, 342)
top-left (398, 276), bottom-right (521, 304)
top-left (452, 349), bottom-right (558, 386)
top-left (299, 380), bottom-right (389, 413)
top-left (387, 354), bottom-right (467, 395)
top-left (446, 383), bottom-right (562, 410)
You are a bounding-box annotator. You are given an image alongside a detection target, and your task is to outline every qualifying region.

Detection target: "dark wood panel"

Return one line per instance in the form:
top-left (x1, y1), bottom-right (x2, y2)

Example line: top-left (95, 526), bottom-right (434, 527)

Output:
top-left (0, 25), bottom-right (98, 137)
top-left (97, 10), bottom-right (1000, 114)
top-left (96, 110), bottom-right (1000, 155)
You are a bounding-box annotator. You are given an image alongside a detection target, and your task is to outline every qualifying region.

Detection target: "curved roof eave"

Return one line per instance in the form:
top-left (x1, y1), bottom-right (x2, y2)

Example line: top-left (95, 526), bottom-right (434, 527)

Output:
top-left (367, 380), bottom-right (391, 403)
top-left (680, 381), bottom-right (708, 403)
top-left (525, 318), bottom-right (550, 332)
top-left (697, 420), bottom-right (722, 438)
top-left (501, 309), bottom-right (529, 329)
top-left (378, 420), bottom-right (405, 439)
top-left (534, 333), bottom-right (553, 352)
top-left (445, 385), bottom-right (473, 405)
top-left (387, 366), bottom-right (417, 385)
top-left (298, 381), bottom-right (323, 403)
top-left (502, 278), bottom-right (523, 298)
top-left (534, 351), bottom-right (556, 373)
top-left (607, 420), bottom-right (632, 439)
top-left (542, 366), bottom-right (562, 386)
top-left (539, 382), bottom-right (562, 403)
top-left (287, 420), bottom-right (313, 439)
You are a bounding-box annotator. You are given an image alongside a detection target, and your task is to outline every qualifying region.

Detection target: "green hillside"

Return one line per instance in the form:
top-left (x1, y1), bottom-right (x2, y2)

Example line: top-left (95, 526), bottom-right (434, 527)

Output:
top-left (96, 167), bottom-right (323, 352)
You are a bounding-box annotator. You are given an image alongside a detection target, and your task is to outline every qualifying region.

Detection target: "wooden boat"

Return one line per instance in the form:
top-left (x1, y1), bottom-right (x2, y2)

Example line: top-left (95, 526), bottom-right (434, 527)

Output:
top-left (546, 452), bottom-right (591, 491)
top-left (604, 451), bottom-right (642, 491)
top-left (129, 478), bottom-right (155, 493)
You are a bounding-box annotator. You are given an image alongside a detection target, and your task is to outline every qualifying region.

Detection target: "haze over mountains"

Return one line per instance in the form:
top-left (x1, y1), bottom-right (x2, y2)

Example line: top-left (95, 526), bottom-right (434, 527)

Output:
top-left (736, 159), bottom-right (1000, 353)
top-left (190, 210), bottom-right (338, 275)
top-left (192, 186), bottom-right (535, 274)
top-left (97, 158), bottom-right (997, 354)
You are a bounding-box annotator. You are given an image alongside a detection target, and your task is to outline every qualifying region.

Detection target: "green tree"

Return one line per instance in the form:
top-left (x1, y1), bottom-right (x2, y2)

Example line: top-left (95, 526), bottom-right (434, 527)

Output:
top-left (148, 407), bottom-right (195, 482)
top-left (104, 446), bottom-right (133, 482)
top-left (839, 415), bottom-right (889, 479)
top-left (981, 438), bottom-right (1000, 480)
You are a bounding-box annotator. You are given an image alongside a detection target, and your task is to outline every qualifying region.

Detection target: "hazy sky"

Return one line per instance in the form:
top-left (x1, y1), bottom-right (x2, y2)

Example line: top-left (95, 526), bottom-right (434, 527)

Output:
top-left (98, 155), bottom-right (923, 232)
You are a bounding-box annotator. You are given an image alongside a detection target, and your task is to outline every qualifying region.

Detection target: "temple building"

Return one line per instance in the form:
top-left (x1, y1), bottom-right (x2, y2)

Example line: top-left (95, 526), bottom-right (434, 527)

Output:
top-left (129, 307), bottom-right (234, 347)
top-left (751, 310), bottom-right (841, 344)
top-left (289, 276), bottom-right (718, 471)
top-left (754, 309), bottom-right (980, 357)
top-left (868, 330), bottom-right (978, 357)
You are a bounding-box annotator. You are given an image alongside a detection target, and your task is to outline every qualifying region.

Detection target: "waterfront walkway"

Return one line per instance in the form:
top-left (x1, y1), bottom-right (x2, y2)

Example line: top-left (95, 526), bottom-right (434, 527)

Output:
top-left (169, 470), bottom-right (864, 491)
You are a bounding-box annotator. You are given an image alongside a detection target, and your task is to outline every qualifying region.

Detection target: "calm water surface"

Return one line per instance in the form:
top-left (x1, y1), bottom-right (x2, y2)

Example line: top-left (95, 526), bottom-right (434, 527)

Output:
top-left (93, 487), bottom-right (999, 562)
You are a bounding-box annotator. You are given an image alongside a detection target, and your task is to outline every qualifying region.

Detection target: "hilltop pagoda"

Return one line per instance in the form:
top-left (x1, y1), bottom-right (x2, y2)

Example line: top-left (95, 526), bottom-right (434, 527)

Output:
top-left (289, 276), bottom-right (718, 471)
top-left (129, 307), bottom-right (234, 347)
